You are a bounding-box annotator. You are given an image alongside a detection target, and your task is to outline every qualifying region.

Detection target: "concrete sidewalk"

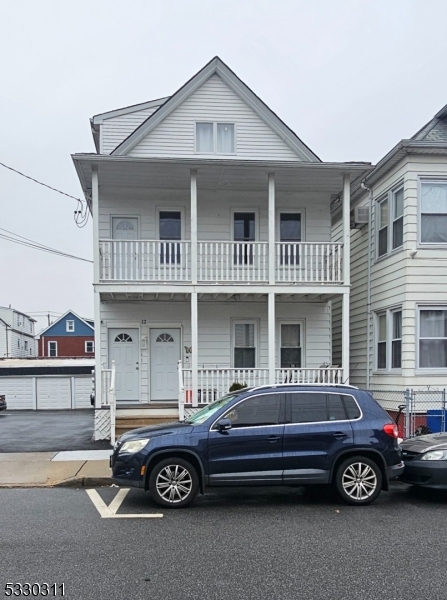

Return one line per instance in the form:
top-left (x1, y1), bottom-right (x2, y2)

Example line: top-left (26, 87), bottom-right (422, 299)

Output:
top-left (0, 451), bottom-right (114, 488)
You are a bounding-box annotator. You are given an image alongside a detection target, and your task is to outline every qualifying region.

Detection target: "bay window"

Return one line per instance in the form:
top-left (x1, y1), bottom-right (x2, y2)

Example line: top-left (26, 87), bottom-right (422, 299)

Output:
top-left (418, 307), bottom-right (447, 369)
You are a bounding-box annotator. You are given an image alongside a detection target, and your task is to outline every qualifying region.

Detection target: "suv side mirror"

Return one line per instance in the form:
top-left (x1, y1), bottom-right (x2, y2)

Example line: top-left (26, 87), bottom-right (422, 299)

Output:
top-left (216, 418), bottom-right (232, 432)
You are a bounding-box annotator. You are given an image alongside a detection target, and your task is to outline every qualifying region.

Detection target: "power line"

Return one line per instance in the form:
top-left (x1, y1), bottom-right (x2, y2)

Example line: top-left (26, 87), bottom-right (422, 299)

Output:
top-left (0, 160), bottom-right (90, 228)
top-left (0, 228), bottom-right (93, 263)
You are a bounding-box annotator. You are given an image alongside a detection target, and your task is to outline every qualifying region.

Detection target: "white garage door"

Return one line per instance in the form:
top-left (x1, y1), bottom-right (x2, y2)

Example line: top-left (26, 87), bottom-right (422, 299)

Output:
top-left (1, 377), bottom-right (34, 409)
top-left (74, 377), bottom-right (92, 409)
top-left (37, 377), bottom-right (71, 409)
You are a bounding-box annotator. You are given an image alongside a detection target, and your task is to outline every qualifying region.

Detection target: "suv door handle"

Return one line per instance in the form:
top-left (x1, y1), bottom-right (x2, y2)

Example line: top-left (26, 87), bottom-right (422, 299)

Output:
top-left (333, 432), bottom-right (348, 439)
top-left (268, 435), bottom-right (281, 443)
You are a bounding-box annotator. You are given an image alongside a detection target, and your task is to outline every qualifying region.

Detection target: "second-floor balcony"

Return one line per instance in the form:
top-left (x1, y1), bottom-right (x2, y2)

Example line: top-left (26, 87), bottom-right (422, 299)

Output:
top-left (99, 239), bottom-right (344, 284)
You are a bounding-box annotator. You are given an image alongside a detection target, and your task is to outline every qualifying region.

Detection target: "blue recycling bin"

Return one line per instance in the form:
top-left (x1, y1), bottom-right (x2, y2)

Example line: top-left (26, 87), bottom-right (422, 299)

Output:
top-left (426, 410), bottom-right (447, 434)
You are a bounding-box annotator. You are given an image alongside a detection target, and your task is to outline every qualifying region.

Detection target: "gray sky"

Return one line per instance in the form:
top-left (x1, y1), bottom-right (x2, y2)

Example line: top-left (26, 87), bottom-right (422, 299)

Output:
top-left (2, 0), bottom-right (447, 332)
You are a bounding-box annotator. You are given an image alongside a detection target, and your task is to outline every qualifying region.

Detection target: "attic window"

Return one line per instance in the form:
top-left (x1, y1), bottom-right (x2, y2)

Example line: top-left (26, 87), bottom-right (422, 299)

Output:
top-left (196, 122), bottom-right (235, 154)
top-left (66, 320), bottom-right (75, 332)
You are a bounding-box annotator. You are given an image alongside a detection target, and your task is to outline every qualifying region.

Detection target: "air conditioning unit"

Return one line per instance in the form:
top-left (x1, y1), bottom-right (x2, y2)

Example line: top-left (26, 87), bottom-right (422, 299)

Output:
top-left (353, 205), bottom-right (369, 227)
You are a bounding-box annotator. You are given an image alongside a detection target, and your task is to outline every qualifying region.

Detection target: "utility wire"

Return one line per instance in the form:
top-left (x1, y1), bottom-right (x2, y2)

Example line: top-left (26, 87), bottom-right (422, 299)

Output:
top-left (0, 228), bottom-right (93, 263)
top-left (0, 160), bottom-right (90, 228)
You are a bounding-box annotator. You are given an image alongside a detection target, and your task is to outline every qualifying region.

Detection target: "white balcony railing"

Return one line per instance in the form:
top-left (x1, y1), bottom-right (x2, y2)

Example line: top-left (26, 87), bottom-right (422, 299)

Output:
top-left (275, 243), bottom-right (343, 283)
top-left (99, 240), bottom-right (191, 281)
top-left (99, 240), bottom-right (343, 284)
top-left (198, 241), bottom-right (269, 282)
top-left (180, 366), bottom-right (344, 406)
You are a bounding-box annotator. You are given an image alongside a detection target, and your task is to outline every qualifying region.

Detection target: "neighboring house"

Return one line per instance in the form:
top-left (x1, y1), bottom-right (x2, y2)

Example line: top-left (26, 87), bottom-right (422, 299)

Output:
top-left (332, 103), bottom-right (447, 390)
top-left (37, 310), bottom-right (95, 357)
top-left (72, 56), bottom-right (372, 427)
top-left (0, 306), bottom-right (37, 357)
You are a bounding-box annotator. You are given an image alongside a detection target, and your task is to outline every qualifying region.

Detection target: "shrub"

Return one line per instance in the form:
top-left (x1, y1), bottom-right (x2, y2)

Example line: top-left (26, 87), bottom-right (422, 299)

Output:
top-left (229, 382), bottom-right (247, 392)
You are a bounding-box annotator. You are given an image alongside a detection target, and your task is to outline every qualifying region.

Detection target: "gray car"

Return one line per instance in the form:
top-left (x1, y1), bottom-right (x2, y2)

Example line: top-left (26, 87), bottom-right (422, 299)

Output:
top-left (400, 433), bottom-right (447, 489)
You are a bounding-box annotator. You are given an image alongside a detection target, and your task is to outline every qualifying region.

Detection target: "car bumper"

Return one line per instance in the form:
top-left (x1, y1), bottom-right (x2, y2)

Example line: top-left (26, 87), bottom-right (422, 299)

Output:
top-left (0, 403), bottom-right (7, 411)
top-left (387, 461), bottom-right (405, 480)
top-left (110, 452), bottom-right (145, 489)
top-left (400, 460), bottom-right (447, 489)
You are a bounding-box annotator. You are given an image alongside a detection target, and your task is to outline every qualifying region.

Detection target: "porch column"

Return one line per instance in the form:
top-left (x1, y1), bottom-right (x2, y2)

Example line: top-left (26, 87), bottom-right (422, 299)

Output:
top-left (342, 290), bottom-right (350, 384)
top-left (268, 292), bottom-right (276, 384)
top-left (92, 166), bottom-right (102, 408)
top-left (268, 172), bottom-right (275, 285)
top-left (191, 291), bottom-right (198, 407)
top-left (342, 174), bottom-right (351, 384)
top-left (342, 173), bottom-right (351, 287)
top-left (190, 170), bottom-right (198, 285)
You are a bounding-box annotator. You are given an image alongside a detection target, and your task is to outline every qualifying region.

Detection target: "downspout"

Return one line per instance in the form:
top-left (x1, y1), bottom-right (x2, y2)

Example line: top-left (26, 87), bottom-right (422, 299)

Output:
top-left (361, 180), bottom-right (373, 389)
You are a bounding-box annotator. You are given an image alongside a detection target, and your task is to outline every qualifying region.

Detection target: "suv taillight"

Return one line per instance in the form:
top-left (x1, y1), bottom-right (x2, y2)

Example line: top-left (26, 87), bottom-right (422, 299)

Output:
top-left (383, 423), bottom-right (398, 438)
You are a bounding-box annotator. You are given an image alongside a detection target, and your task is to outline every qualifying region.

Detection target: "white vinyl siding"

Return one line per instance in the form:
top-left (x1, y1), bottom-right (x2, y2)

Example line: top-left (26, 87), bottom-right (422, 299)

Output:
top-left (101, 106), bottom-right (161, 154)
top-left (128, 75), bottom-right (300, 160)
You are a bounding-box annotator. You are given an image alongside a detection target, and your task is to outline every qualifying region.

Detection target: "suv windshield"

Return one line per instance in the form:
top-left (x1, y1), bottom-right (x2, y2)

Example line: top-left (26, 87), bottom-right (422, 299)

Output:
top-left (184, 393), bottom-right (239, 425)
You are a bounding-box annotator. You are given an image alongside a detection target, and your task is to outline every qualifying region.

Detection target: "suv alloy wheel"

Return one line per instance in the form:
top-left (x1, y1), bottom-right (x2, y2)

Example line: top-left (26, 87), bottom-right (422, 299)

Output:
top-left (334, 456), bottom-right (382, 505)
top-left (149, 457), bottom-right (199, 508)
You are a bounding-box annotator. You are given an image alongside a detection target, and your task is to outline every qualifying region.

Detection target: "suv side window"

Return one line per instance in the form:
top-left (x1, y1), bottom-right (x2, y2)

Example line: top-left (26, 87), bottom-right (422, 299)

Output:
top-left (342, 395), bottom-right (361, 420)
top-left (289, 392), bottom-right (327, 423)
top-left (327, 394), bottom-right (347, 421)
top-left (222, 394), bottom-right (282, 428)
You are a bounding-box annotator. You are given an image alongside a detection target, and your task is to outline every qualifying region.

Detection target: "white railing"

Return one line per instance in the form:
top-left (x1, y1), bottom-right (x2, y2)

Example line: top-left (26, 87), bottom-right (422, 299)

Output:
top-left (99, 240), bottom-right (191, 281)
top-left (275, 367), bottom-right (343, 384)
top-left (179, 366), bottom-right (344, 407)
top-left (101, 369), bottom-right (112, 405)
top-left (198, 241), bottom-right (269, 282)
top-left (275, 243), bottom-right (343, 283)
top-left (99, 240), bottom-right (343, 284)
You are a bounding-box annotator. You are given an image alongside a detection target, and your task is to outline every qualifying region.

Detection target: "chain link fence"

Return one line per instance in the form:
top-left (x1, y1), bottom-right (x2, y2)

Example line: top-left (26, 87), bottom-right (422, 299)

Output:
top-left (369, 388), bottom-right (447, 438)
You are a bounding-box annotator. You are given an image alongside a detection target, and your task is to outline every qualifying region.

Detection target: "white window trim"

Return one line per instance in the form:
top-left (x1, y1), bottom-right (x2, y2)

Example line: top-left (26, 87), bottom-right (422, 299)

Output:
top-left (231, 319), bottom-right (259, 368)
top-left (110, 215), bottom-right (140, 239)
top-left (156, 207), bottom-right (186, 241)
top-left (374, 307), bottom-right (402, 373)
top-left (85, 341), bottom-right (95, 353)
top-left (66, 320), bottom-right (75, 332)
top-left (276, 209), bottom-right (306, 242)
top-left (48, 341), bottom-right (58, 357)
top-left (277, 320), bottom-right (305, 368)
top-left (418, 177), bottom-right (447, 247)
top-left (194, 121), bottom-right (237, 155)
top-left (230, 208), bottom-right (260, 242)
top-left (416, 304), bottom-right (447, 373)
top-left (375, 183), bottom-right (404, 260)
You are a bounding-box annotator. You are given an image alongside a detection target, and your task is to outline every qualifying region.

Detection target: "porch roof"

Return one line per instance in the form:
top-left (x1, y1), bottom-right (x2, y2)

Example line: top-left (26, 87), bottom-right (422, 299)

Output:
top-left (72, 154), bottom-right (373, 208)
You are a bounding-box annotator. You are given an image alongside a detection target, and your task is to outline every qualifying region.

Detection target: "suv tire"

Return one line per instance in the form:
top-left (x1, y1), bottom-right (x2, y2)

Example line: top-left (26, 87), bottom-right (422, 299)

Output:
top-left (334, 456), bottom-right (382, 506)
top-left (149, 457), bottom-right (199, 508)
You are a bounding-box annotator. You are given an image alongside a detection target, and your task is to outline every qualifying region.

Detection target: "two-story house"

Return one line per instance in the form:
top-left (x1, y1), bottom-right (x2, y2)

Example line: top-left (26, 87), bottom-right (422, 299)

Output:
top-left (0, 306), bottom-right (37, 357)
top-left (37, 310), bottom-right (95, 357)
top-left (332, 103), bottom-right (447, 391)
top-left (72, 57), bottom-right (372, 435)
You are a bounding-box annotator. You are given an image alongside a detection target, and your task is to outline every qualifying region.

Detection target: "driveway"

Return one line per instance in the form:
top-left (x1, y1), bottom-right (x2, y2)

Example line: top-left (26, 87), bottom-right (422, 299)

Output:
top-left (0, 410), bottom-right (112, 452)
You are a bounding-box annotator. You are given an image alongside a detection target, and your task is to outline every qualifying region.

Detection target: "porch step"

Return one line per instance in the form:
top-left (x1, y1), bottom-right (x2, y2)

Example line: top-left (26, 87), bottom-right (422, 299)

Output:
top-left (115, 415), bottom-right (179, 437)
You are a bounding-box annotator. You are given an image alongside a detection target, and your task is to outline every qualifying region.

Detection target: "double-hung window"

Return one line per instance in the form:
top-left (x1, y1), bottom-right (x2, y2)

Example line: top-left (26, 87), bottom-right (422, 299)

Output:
top-left (280, 324), bottom-right (302, 368)
top-left (233, 322), bottom-right (256, 368)
top-left (48, 341), bottom-right (57, 357)
top-left (196, 122), bottom-right (235, 154)
top-left (66, 320), bottom-right (75, 332)
top-left (420, 181), bottom-right (447, 244)
top-left (376, 186), bottom-right (404, 258)
top-left (85, 341), bottom-right (95, 353)
top-left (418, 307), bottom-right (447, 369)
top-left (376, 308), bottom-right (402, 371)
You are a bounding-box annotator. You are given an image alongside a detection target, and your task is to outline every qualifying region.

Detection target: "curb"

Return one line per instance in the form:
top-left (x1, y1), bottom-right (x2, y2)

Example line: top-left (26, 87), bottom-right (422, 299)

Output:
top-left (0, 477), bottom-right (114, 489)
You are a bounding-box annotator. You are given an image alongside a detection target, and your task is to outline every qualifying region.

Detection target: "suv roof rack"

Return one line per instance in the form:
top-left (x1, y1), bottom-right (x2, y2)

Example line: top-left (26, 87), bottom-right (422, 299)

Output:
top-left (249, 383), bottom-right (359, 392)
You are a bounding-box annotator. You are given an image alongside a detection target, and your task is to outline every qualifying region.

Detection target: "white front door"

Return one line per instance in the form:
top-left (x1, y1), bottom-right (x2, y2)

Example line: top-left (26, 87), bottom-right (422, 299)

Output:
top-left (150, 328), bottom-right (181, 401)
top-left (112, 217), bottom-right (138, 280)
top-left (109, 328), bottom-right (139, 402)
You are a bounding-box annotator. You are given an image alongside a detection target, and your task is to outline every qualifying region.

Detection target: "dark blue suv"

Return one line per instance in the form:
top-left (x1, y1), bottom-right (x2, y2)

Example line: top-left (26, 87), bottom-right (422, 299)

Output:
top-left (110, 385), bottom-right (404, 507)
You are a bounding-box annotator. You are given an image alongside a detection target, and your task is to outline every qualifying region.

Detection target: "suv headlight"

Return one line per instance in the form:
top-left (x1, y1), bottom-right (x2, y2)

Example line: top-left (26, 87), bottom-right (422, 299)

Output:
top-left (421, 449), bottom-right (447, 461)
top-left (118, 439), bottom-right (150, 454)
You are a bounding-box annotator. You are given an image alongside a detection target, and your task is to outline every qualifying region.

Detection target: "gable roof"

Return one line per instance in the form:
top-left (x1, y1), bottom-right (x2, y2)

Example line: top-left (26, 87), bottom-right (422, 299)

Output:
top-left (37, 310), bottom-right (94, 337)
top-left (411, 101), bottom-right (447, 142)
top-left (111, 56), bottom-right (320, 162)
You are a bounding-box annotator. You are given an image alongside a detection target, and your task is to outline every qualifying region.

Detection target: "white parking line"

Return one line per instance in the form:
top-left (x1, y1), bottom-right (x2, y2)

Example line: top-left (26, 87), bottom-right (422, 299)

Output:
top-left (86, 488), bottom-right (163, 519)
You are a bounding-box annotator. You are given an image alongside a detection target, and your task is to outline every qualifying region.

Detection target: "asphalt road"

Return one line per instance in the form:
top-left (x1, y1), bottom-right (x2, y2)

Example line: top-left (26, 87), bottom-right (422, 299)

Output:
top-left (1, 483), bottom-right (446, 600)
top-left (0, 410), bottom-right (111, 452)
